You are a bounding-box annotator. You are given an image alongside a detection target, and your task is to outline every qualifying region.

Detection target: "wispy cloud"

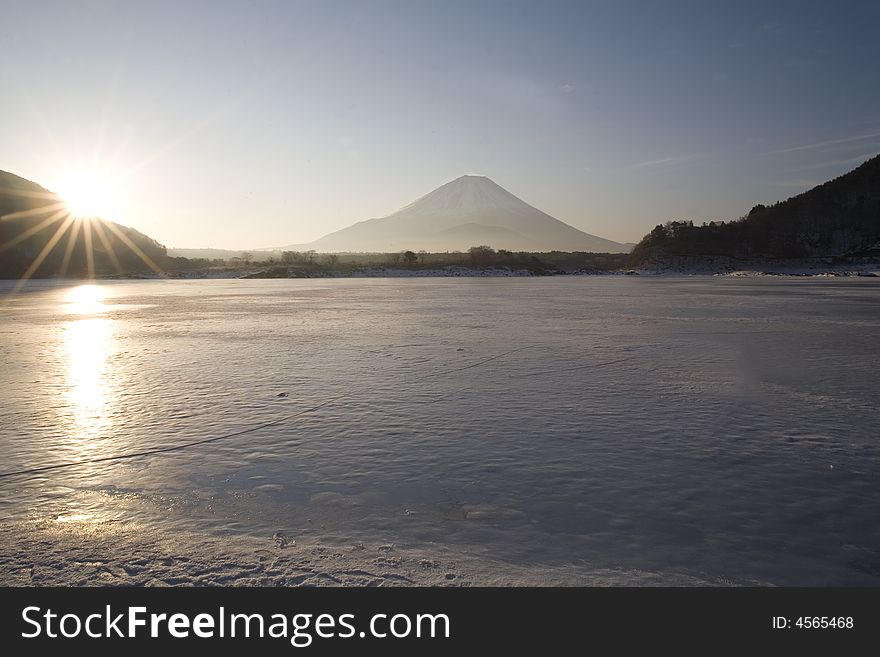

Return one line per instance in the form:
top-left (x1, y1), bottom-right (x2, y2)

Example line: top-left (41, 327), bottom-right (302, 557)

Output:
top-left (559, 83), bottom-right (575, 93)
top-left (624, 153), bottom-right (705, 171)
top-left (487, 76), bottom-right (568, 113)
top-left (783, 152), bottom-right (878, 172)
top-left (755, 21), bottom-right (783, 34)
top-left (767, 131), bottom-right (880, 155)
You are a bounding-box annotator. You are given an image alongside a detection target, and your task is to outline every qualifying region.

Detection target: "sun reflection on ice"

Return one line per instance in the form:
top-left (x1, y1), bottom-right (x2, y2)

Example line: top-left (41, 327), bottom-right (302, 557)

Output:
top-left (61, 286), bottom-right (116, 448)
top-left (55, 513), bottom-right (95, 523)
top-left (64, 284), bottom-right (108, 315)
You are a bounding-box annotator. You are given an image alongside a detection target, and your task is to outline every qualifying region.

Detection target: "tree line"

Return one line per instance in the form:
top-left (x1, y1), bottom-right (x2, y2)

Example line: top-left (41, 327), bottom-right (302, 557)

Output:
top-left (628, 154), bottom-right (880, 267)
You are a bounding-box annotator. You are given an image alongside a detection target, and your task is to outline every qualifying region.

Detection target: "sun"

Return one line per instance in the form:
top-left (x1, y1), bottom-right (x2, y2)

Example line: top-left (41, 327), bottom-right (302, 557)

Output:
top-left (55, 172), bottom-right (120, 220)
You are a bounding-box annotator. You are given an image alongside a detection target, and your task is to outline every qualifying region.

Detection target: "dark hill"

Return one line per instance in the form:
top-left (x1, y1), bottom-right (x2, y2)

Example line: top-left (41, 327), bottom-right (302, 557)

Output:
top-left (629, 155), bottom-right (880, 267)
top-left (0, 170), bottom-right (171, 278)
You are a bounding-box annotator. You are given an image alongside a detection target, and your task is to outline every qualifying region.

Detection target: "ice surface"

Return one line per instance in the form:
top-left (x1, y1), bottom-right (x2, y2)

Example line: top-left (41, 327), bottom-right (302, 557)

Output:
top-left (1, 276), bottom-right (879, 585)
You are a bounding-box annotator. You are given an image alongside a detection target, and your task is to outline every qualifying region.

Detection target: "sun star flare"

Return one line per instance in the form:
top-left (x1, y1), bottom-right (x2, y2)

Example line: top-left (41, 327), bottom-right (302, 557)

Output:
top-left (54, 172), bottom-right (120, 221)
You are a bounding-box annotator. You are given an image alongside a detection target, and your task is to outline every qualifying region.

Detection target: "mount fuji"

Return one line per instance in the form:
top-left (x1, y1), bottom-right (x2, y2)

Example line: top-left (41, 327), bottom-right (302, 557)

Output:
top-left (282, 175), bottom-right (632, 253)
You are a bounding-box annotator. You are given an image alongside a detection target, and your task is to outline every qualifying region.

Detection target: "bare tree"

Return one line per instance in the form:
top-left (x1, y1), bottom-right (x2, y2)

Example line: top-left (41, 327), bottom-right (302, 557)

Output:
top-left (468, 245), bottom-right (495, 265)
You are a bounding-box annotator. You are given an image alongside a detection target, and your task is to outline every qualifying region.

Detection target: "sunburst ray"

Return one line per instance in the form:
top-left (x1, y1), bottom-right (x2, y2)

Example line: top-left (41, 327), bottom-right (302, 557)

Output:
top-left (0, 200), bottom-right (67, 222)
top-left (6, 213), bottom-right (77, 298)
top-left (83, 216), bottom-right (95, 279)
top-left (58, 217), bottom-right (83, 279)
top-left (0, 186), bottom-right (62, 202)
top-left (101, 220), bottom-right (165, 276)
top-left (90, 218), bottom-right (123, 274)
top-left (0, 208), bottom-right (68, 253)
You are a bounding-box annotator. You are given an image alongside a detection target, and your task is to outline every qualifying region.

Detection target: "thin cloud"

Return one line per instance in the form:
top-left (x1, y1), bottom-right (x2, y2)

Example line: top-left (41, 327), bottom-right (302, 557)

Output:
top-left (783, 152), bottom-right (879, 173)
top-left (631, 156), bottom-right (677, 169)
top-left (755, 21), bottom-right (783, 34)
top-left (624, 153), bottom-right (705, 170)
top-left (767, 131), bottom-right (880, 155)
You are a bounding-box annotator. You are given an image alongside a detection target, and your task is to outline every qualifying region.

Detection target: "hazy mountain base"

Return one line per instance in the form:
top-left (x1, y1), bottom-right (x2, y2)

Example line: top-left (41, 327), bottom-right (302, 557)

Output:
top-left (0, 519), bottom-right (731, 586)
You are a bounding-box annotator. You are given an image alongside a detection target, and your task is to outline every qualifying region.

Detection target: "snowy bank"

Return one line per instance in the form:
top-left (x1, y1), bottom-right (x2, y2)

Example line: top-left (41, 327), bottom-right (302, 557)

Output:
top-left (0, 520), bottom-right (725, 587)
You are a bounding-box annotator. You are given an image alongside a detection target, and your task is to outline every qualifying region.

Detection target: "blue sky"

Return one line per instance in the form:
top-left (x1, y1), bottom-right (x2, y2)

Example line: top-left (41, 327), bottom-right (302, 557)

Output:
top-left (1, 0), bottom-right (879, 248)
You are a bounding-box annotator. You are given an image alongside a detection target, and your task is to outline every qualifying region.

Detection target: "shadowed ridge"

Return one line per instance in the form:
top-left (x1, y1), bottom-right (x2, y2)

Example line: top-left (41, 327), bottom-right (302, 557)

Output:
top-left (0, 168), bottom-right (171, 279)
top-left (629, 154), bottom-right (880, 266)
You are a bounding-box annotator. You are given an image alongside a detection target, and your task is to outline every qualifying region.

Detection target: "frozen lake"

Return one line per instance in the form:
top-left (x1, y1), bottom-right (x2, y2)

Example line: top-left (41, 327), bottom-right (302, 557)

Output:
top-left (1, 276), bottom-right (879, 585)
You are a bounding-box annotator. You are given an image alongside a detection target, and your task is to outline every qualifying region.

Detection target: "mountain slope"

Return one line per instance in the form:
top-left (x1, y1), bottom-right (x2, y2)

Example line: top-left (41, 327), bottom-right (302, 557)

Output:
top-left (285, 175), bottom-right (631, 253)
top-left (1, 169), bottom-right (171, 278)
top-left (629, 155), bottom-right (880, 266)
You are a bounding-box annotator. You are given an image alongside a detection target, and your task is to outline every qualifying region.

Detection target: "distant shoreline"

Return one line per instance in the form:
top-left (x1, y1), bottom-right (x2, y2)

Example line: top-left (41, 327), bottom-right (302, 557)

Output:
top-left (3, 260), bottom-right (879, 281)
top-left (4, 269), bottom-right (879, 281)
top-left (237, 265), bottom-right (632, 279)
